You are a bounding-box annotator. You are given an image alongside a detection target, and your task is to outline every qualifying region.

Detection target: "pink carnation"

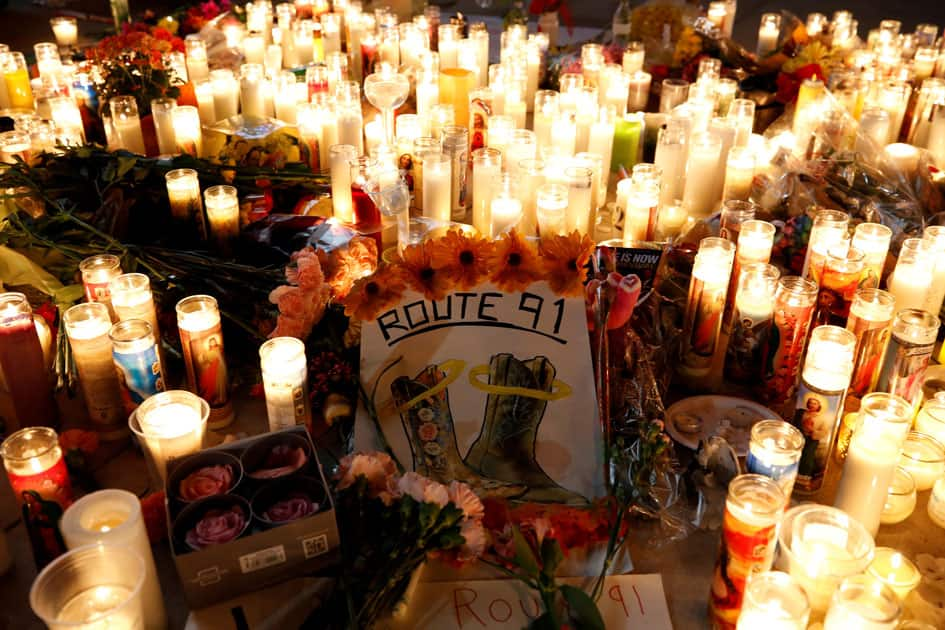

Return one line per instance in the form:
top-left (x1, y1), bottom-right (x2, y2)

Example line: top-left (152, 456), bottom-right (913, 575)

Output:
top-left (458, 519), bottom-right (487, 561)
top-left (447, 481), bottom-right (484, 521)
top-left (336, 451), bottom-right (400, 505)
top-left (397, 472), bottom-right (449, 508)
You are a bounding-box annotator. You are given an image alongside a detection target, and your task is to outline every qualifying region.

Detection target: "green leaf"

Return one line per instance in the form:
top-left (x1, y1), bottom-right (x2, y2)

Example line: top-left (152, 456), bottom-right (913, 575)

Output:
top-left (540, 538), bottom-right (564, 579)
top-left (561, 585), bottom-right (605, 630)
top-left (116, 156), bottom-right (138, 179)
top-left (511, 526), bottom-right (540, 579)
top-left (53, 284), bottom-right (85, 306)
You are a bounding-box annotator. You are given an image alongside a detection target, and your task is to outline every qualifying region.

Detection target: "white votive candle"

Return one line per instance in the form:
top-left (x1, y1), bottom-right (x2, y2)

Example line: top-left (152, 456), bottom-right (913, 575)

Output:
top-left (898, 432), bottom-right (945, 490)
top-left (171, 106), bottom-right (202, 157)
top-left (203, 185), bottom-right (239, 254)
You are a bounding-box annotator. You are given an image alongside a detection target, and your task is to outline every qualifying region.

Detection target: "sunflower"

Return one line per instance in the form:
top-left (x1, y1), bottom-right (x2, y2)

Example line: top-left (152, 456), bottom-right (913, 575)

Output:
top-left (538, 230), bottom-right (595, 297)
top-left (398, 242), bottom-right (451, 302)
top-left (429, 229), bottom-right (493, 290)
top-left (487, 229), bottom-right (541, 292)
top-left (343, 267), bottom-right (407, 321)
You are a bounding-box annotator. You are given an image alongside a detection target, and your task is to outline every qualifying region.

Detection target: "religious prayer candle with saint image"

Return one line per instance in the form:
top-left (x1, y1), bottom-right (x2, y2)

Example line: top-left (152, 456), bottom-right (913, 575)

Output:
top-left (792, 325), bottom-right (856, 494)
top-left (680, 237), bottom-right (735, 377)
top-left (811, 244), bottom-right (865, 327)
top-left (176, 295), bottom-right (234, 429)
top-left (875, 309), bottom-right (939, 412)
top-left (725, 263), bottom-right (780, 384)
top-left (110, 319), bottom-right (164, 415)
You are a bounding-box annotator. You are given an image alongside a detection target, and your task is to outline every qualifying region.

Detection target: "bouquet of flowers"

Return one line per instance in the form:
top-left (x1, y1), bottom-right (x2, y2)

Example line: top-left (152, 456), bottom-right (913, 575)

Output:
top-left (313, 452), bottom-right (486, 628)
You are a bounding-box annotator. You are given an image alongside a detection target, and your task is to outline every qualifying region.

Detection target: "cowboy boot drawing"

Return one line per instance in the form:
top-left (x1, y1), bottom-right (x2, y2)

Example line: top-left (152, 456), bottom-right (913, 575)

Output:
top-left (391, 365), bottom-right (526, 499)
top-left (464, 354), bottom-right (587, 504)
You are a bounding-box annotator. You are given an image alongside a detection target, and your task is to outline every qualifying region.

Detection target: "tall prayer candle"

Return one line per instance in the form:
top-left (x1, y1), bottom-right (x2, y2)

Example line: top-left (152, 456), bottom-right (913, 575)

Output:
top-left (203, 185), bottom-right (240, 255)
top-left (165, 168), bottom-right (207, 242)
top-left (63, 303), bottom-right (126, 438)
top-left (746, 420), bottom-right (805, 500)
top-left (110, 319), bottom-right (163, 414)
top-left (50, 17), bottom-right (78, 49)
top-left (533, 90), bottom-right (558, 153)
top-left (259, 337), bottom-right (311, 432)
top-left (922, 225), bottom-right (945, 317)
top-left (611, 112), bottom-right (643, 174)
top-left (802, 209), bottom-right (849, 281)
top-left (812, 245), bottom-right (865, 327)
top-left (472, 147), bottom-right (501, 236)
top-left (79, 254), bottom-right (121, 318)
top-left (329, 144), bottom-right (357, 222)
top-left (682, 133), bottom-right (723, 219)
top-left (876, 309), bottom-right (939, 411)
top-left (193, 80), bottom-right (216, 126)
top-left (722, 146), bottom-right (755, 201)
top-left (1, 52), bottom-right (32, 110)
top-left (725, 263), bottom-right (780, 384)
top-left (0, 427), bottom-right (71, 565)
top-left (109, 273), bottom-right (160, 342)
top-left (171, 106), bottom-right (203, 157)
top-left (845, 288), bottom-right (896, 406)
top-left (109, 96), bottom-right (146, 155)
top-left (0, 293), bottom-right (57, 430)
top-left (210, 69), bottom-right (239, 121)
top-left (680, 237), bottom-right (735, 377)
top-left (792, 325), bottom-right (856, 494)
top-left (708, 474), bottom-right (786, 629)
top-left (536, 183), bottom-right (568, 237)
top-left (150, 98), bottom-right (177, 156)
top-left (176, 296), bottom-right (234, 429)
top-left (439, 67), bottom-right (475, 129)
top-left (60, 489), bottom-right (166, 630)
top-left (490, 179), bottom-right (522, 236)
top-left (422, 152), bottom-right (451, 223)
top-left (185, 36), bottom-right (209, 81)
top-left (756, 13), bottom-right (781, 57)
top-left (852, 222), bottom-right (892, 288)
top-left (239, 63), bottom-right (266, 118)
top-left (888, 238), bottom-right (934, 313)
top-left (654, 119), bottom-right (688, 207)
top-left (622, 178), bottom-right (659, 244)
top-left (627, 71), bottom-right (651, 113)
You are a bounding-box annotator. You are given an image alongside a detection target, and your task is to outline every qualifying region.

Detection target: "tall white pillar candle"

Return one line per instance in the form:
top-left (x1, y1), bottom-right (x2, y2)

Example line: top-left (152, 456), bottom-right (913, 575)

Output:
top-left (259, 337), bottom-right (311, 431)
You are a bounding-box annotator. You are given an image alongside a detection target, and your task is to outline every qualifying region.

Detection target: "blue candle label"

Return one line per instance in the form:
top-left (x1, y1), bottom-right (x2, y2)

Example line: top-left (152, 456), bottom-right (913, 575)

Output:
top-left (746, 450), bottom-right (798, 489)
top-left (113, 345), bottom-right (164, 412)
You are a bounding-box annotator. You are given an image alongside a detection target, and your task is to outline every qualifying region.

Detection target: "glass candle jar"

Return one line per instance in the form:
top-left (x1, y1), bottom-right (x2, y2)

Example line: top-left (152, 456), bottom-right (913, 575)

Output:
top-left (29, 544), bottom-right (146, 630)
top-left (0, 292), bottom-right (58, 430)
top-left (876, 309), bottom-right (939, 411)
top-left (802, 209), bottom-right (849, 282)
top-left (50, 16), bottom-right (78, 49)
top-left (746, 419), bottom-right (804, 500)
top-left (79, 254), bottom-right (122, 316)
top-left (175, 295), bottom-right (234, 429)
top-left (834, 392), bottom-right (913, 536)
top-left (165, 168), bottom-right (207, 243)
top-left (708, 474), bottom-right (786, 629)
top-left (916, 396), bottom-right (945, 445)
top-left (898, 432), bottom-right (945, 491)
top-left (812, 244), bottom-right (865, 327)
top-left (888, 238), bottom-right (934, 313)
top-left (109, 319), bottom-right (163, 415)
top-left (758, 276), bottom-right (817, 406)
top-left (471, 147), bottom-right (501, 236)
top-left (130, 390), bottom-right (209, 483)
top-left (170, 105), bottom-right (203, 157)
top-left (109, 96), bottom-right (146, 155)
top-left (823, 575), bottom-right (901, 630)
top-left (867, 548), bottom-right (921, 602)
top-left (203, 185), bottom-right (240, 255)
top-left (852, 222), bottom-right (892, 289)
top-left (63, 303), bottom-right (126, 438)
top-left (725, 263), bottom-right (780, 384)
top-left (880, 466), bottom-right (916, 525)
top-left (259, 337), bottom-right (311, 432)
top-left (735, 571), bottom-right (810, 630)
top-left (679, 237), bottom-right (736, 379)
top-left (536, 182), bottom-right (568, 237)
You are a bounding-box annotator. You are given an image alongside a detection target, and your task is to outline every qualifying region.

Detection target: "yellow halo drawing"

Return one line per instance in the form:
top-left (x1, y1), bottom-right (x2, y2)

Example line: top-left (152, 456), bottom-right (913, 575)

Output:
top-left (395, 359), bottom-right (467, 412)
top-left (467, 365), bottom-right (572, 401)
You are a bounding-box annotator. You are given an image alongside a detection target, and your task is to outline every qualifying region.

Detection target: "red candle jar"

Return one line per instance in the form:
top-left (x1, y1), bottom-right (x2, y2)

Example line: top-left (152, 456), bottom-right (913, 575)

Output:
top-left (1, 426), bottom-right (73, 507)
top-left (0, 293), bottom-right (57, 430)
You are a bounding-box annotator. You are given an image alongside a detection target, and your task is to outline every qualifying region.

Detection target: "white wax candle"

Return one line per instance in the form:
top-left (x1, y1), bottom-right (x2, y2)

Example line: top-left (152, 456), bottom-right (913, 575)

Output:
top-left (203, 185), bottom-right (240, 252)
top-left (887, 266), bottom-right (933, 312)
top-left (422, 154), bottom-right (451, 222)
top-left (260, 337), bottom-right (310, 431)
top-left (655, 140), bottom-right (686, 207)
top-left (551, 115), bottom-right (577, 157)
top-left (61, 490), bottom-right (166, 630)
top-left (112, 116), bottom-right (146, 155)
top-left (185, 38), bottom-right (209, 81)
top-left (588, 117), bottom-right (616, 182)
top-left (51, 18), bottom-right (78, 48)
top-left (867, 548), bottom-right (921, 601)
top-left (64, 303), bottom-right (126, 435)
top-left (682, 133), bottom-right (723, 219)
top-left (623, 183), bottom-right (658, 244)
top-left (472, 159), bottom-right (501, 235)
top-left (329, 144), bottom-right (355, 222)
top-left (137, 401), bottom-right (204, 479)
top-left (627, 71), bottom-right (651, 113)
top-left (211, 71), bottom-right (239, 121)
top-left (151, 103), bottom-right (177, 156)
top-left (723, 147), bottom-right (755, 201)
top-left (533, 110), bottom-right (554, 153)
top-left (243, 34), bottom-right (266, 64)
top-left (194, 80), bottom-right (216, 125)
top-left (239, 66), bottom-right (265, 119)
top-left (491, 196), bottom-right (522, 236)
top-left (898, 433), bottom-right (945, 490)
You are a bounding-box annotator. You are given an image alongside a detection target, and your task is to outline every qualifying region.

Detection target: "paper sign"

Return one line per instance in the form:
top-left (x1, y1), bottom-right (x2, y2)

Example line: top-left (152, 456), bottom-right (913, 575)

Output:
top-left (356, 282), bottom-right (603, 501)
top-left (389, 575), bottom-right (673, 629)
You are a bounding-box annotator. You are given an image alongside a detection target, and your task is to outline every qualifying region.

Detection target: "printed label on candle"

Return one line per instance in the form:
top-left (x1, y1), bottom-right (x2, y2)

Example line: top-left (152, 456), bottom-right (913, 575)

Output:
top-left (792, 381), bottom-right (844, 492)
top-left (877, 336), bottom-right (934, 406)
top-left (759, 300), bottom-right (815, 405)
top-left (267, 385), bottom-right (308, 430)
top-left (114, 345), bottom-right (164, 412)
top-left (848, 324), bottom-right (890, 397)
top-left (685, 277), bottom-right (726, 362)
top-left (83, 281), bottom-right (111, 303)
top-left (8, 458), bottom-right (73, 507)
top-left (299, 134), bottom-right (322, 172)
top-left (746, 451), bottom-right (798, 491)
top-left (180, 325), bottom-right (231, 414)
top-left (469, 97), bottom-right (490, 152)
top-left (725, 308), bottom-right (773, 383)
top-left (708, 507), bottom-right (779, 630)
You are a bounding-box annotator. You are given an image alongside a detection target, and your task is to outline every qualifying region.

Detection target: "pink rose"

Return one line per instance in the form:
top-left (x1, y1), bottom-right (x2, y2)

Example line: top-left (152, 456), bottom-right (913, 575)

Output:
top-left (247, 445), bottom-right (308, 480)
top-left (397, 472), bottom-right (449, 508)
top-left (179, 465), bottom-right (234, 501)
top-left (185, 506), bottom-right (247, 549)
top-left (335, 452), bottom-right (400, 505)
top-left (263, 493), bottom-right (318, 522)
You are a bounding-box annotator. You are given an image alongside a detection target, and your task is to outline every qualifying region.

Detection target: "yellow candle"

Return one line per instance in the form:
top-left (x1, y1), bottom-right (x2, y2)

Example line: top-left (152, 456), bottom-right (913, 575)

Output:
top-left (438, 67), bottom-right (475, 129)
top-left (1, 52), bottom-right (33, 110)
top-left (866, 548), bottom-right (921, 601)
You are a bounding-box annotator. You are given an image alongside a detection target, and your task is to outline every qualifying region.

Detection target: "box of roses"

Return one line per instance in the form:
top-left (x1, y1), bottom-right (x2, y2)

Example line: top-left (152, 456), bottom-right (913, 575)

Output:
top-left (164, 427), bottom-right (341, 608)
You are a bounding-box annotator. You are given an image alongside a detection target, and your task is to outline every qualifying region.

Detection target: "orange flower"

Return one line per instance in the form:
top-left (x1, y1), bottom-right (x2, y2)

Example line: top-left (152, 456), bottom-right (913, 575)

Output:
top-left (538, 230), bottom-right (595, 297)
top-left (488, 230), bottom-right (541, 292)
top-left (343, 267), bottom-right (406, 321)
top-left (398, 242), bottom-right (451, 302)
top-left (429, 229), bottom-right (493, 290)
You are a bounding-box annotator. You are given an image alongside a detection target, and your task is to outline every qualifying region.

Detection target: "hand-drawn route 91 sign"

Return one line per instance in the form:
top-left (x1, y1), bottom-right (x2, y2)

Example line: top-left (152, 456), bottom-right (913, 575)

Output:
top-left (355, 281), bottom-right (603, 503)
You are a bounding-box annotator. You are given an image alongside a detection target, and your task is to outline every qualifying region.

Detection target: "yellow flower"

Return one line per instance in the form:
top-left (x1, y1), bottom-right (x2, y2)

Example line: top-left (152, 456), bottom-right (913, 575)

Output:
top-left (343, 267), bottom-right (406, 321)
top-left (538, 230), bottom-right (595, 297)
top-left (488, 230), bottom-right (541, 292)
top-left (429, 229), bottom-right (493, 290)
top-left (399, 242), bottom-right (451, 302)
